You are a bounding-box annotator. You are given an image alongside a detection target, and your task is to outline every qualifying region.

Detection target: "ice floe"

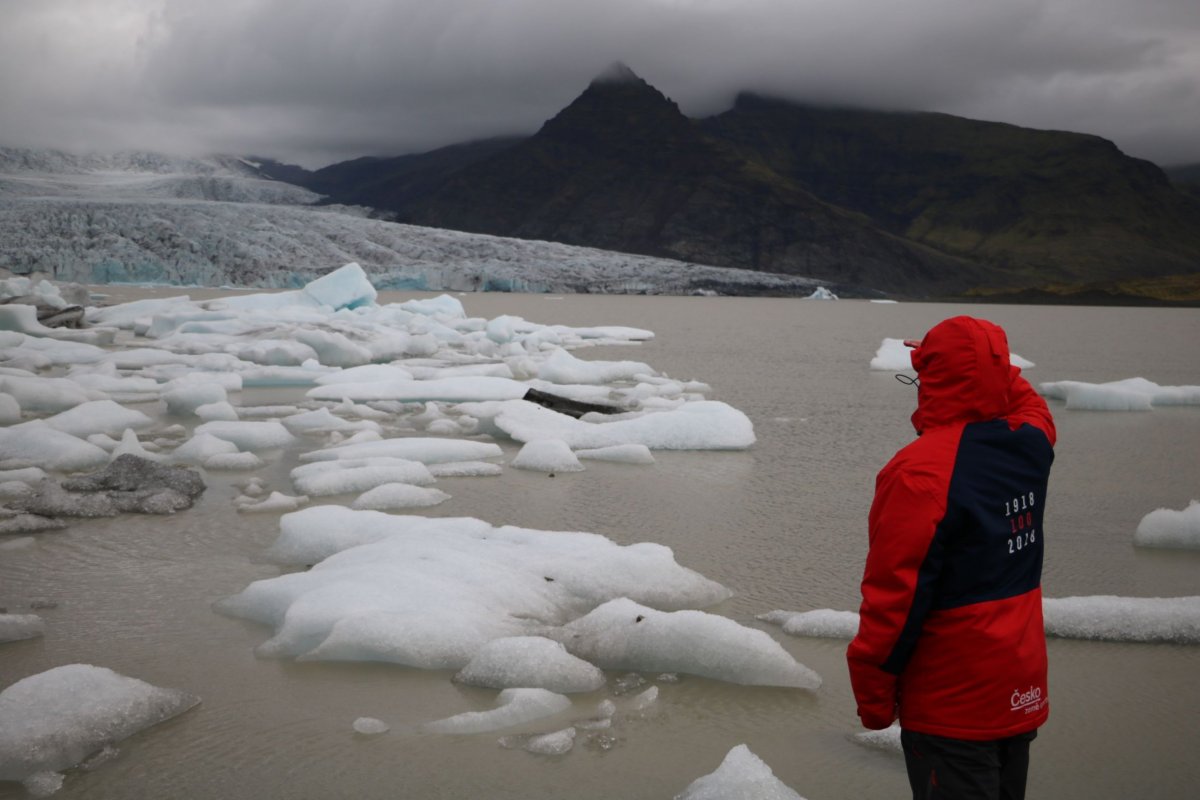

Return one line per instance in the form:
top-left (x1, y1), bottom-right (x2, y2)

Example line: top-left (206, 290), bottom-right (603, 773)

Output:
top-left (0, 613), bottom-right (45, 643)
top-left (676, 744), bottom-right (805, 800)
top-left (1134, 501), bottom-right (1200, 550)
top-left (0, 664), bottom-right (198, 796)
top-left (1038, 377), bottom-right (1200, 411)
top-left (761, 597), bottom-right (1200, 644)
top-left (216, 510), bottom-right (738, 672)
top-left (511, 439), bottom-right (585, 473)
top-left (454, 636), bottom-right (606, 693)
top-left (423, 688), bottom-right (572, 735)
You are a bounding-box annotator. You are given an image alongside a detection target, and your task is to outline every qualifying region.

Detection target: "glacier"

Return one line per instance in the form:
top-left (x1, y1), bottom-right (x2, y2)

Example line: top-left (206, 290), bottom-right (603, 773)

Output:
top-left (0, 147), bottom-right (837, 296)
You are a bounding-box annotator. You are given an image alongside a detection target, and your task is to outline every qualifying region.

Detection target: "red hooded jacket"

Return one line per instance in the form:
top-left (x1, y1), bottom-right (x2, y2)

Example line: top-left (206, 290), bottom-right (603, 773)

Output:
top-left (847, 316), bottom-right (1056, 740)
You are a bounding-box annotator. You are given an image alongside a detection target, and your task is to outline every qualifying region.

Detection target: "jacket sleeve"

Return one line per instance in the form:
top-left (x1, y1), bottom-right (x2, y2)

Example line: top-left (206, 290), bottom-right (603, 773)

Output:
top-left (846, 456), bottom-right (947, 730)
top-left (1006, 368), bottom-right (1056, 446)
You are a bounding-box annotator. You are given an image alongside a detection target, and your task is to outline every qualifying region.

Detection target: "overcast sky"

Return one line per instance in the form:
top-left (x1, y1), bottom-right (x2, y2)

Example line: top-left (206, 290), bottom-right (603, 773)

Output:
top-left (2, 0), bottom-right (1197, 168)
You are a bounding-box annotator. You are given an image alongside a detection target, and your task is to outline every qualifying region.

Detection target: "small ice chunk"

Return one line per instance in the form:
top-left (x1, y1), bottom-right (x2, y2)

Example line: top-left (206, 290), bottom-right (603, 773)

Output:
top-left (282, 408), bottom-right (379, 435)
top-left (42, 401), bottom-right (153, 439)
top-left (299, 437), bottom-right (503, 465)
top-left (1134, 501), bottom-right (1200, 549)
top-left (853, 721), bottom-right (902, 755)
top-left (301, 262), bottom-right (377, 310)
top-left (195, 402), bottom-right (240, 422)
top-left (805, 286), bottom-right (837, 300)
top-left (193, 421), bottom-right (297, 451)
top-left (676, 744), bottom-right (806, 800)
top-left (292, 461), bottom-right (436, 497)
top-left (1043, 596), bottom-right (1200, 643)
top-left (522, 726), bottom-right (576, 755)
top-left (756, 609), bottom-right (861, 639)
top-left (237, 492), bottom-right (308, 514)
top-left (576, 444), bottom-right (655, 464)
top-left (0, 467), bottom-right (46, 483)
top-left (352, 717), bottom-right (390, 735)
top-left (162, 383), bottom-right (227, 416)
top-left (628, 685), bottom-right (658, 711)
top-left (495, 400), bottom-right (755, 450)
top-left (170, 433), bottom-right (239, 465)
top-left (563, 599), bottom-right (821, 689)
top-left (428, 461), bottom-right (503, 478)
top-left (1038, 377), bottom-right (1199, 410)
top-left (204, 452), bottom-right (266, 471)
top-left (352, 483), bottom-right (450, 510)
top-left (423, 688), bottom-right (572, 735)
top-left (0, 424), bottom-right (109, 471)
top-left (455, 636), bottom-right (606, 693)
top-left (536, 348), bottom-right (654, 385)
top-left (0, 614), bottom-right (45, 643)
top-left (0, 664), bottom-right (199, 794)
top-left (511, 440), bottom-right (584, 473)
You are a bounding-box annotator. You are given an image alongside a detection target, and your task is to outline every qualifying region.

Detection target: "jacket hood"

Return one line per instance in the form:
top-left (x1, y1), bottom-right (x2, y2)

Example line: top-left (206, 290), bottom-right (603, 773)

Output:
top-left (909, 316), bottom-right (1015, 434)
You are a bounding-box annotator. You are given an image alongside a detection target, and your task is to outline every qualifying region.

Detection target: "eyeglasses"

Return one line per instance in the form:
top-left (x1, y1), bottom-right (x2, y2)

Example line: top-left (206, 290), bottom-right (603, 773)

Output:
top-left (894, 374), bottom-right (919, 388)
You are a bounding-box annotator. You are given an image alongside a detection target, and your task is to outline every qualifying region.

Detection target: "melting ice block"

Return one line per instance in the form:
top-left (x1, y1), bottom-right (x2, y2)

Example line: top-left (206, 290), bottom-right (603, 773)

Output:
top-left (300, 263), bottom-right (378, 309)
top-left (454, 636), bottom-right (606, 693)
top-left (576, 444), bottom-right (655, 464)
top-left (1038, 377), bottom-right (1200, 410)
top-left (494, 400), bottom-right (755, 450)
top-left (1134, 501), bottom-right (1200, 550)
top-left (1042, 596), bottom-right (1200, 643)
top-left (853, 721), bottom-right (902, 754)
top-left (423, 688), bottom-right (571, 735)
top-left (299, 437), bottom-right (503, 465)
top-left (0, 423), bottom-right (109, 471)
top-left (676, 744), bottom-right (806, 800)
top-left (193, 420), bottom-right (297, 451)
top-left (290, 459), bottom-right (436, 496)
top-left (307, 376), bottom-right (529, 403)
top-left (217, 510), bottom-right (731, 670)
top-left (535, 347), bottom-right (654, 385)
top-left (0, 664), bottom-right (199, 796)
top-left (0, 614), bottom-right (45, 643)
top-left (756, 609), bottom-right (860, 639)
top-left (762, 597), bottom-right (1200, 644)
top-left (562, 598), bottom-right (821, 689)
top-left (511, 439), bottom-right (584, 473)
top-left (351, 483), bottom-right (450, 510)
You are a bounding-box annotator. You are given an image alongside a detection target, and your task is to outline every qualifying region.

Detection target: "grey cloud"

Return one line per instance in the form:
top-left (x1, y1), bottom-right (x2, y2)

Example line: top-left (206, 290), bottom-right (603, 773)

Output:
top-left (1, 0), bottom-right (1197, 167)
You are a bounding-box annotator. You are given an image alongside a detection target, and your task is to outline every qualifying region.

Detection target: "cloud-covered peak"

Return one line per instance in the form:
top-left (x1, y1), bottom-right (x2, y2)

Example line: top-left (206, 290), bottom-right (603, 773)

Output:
top-left (591, 61), bottom-right (642, 86)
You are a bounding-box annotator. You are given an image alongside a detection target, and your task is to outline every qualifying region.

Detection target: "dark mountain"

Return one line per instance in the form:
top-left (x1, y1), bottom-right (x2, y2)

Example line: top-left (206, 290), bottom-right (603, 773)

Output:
top-left (292, 66), bottom-right (1200, 301)
top-left (386, 65), bottom-right (974, 295)
top-left (702, 95), bottom-right (1200, 289)
top-left (1166, 164), bottom-right (1200, 202)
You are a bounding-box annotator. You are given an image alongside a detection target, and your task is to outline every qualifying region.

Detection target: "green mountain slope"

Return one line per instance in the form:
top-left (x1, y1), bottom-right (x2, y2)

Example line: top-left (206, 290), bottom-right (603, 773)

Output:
top-left (702, 95), bottom-right (1200, 287)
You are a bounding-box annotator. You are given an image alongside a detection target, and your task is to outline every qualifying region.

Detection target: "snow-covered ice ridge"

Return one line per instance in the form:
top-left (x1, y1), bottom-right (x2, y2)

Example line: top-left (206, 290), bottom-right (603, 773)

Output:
top-left (0, 148), bottom-right (835, 296)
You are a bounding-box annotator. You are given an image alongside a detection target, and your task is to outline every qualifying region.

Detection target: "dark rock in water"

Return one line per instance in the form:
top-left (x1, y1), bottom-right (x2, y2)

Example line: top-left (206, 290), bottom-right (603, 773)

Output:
top-left (109, 488), bottom-right (195, 515)
top-left (63, 454), bottom-right (206, 500)
top-left (523, 388), bottom-right (622, 419)
top-left (8, 456), bottom-right (207, 521)
top-left (9, 481), bottom-right (119, 518)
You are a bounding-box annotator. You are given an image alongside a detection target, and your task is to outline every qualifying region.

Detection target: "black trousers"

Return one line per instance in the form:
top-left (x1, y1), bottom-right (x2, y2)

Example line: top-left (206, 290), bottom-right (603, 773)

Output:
top-left (901, 728), bottom-right (1036, 800)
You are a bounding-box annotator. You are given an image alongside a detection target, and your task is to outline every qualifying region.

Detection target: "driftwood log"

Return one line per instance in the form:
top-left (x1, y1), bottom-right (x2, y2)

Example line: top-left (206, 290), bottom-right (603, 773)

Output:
top-left (523, 388), bottom-right (623, 419)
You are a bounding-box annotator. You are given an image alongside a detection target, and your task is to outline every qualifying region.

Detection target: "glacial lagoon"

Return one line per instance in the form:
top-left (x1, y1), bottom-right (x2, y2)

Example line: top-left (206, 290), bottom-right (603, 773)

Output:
top-left (2, 286), bottom-right (1199, 799)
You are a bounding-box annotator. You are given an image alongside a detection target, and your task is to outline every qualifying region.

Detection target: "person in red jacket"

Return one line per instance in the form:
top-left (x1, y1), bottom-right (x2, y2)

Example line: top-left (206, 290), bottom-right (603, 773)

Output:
top-left (848, 316), bottom-right (1056, 800)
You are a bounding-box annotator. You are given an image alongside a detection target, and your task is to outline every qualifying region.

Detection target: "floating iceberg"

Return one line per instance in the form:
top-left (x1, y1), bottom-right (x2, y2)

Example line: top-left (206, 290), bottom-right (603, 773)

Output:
top-left (762, 597), bottom-right (1200, 644)
top-left (0, 614), bottom-right (44, 643)
top-left (454, 636), bottom-right (606, 693)
top-left (562, 598), bottom-right (821, 689)
top-left (0, 664), bottom-right (198, 797)
top-left (1038, 378), bottom-right (1200, 411)
top-left (756, 609), bottom-right (860, 639)
top-left (1134, 501), bottom-right (1200, 550)
top-left (490, 400), bottom-right (755, 450)
top-left (423, 688), bottom-right (572, 735)
top-left (511, 439), bottom-right (585, 473)
top-left (1042, 596), bottom-right (1200, 643)
top-left (217, 510), bottom-right (732, 672)
top-left (675, 744), bottom-right (806, 800)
